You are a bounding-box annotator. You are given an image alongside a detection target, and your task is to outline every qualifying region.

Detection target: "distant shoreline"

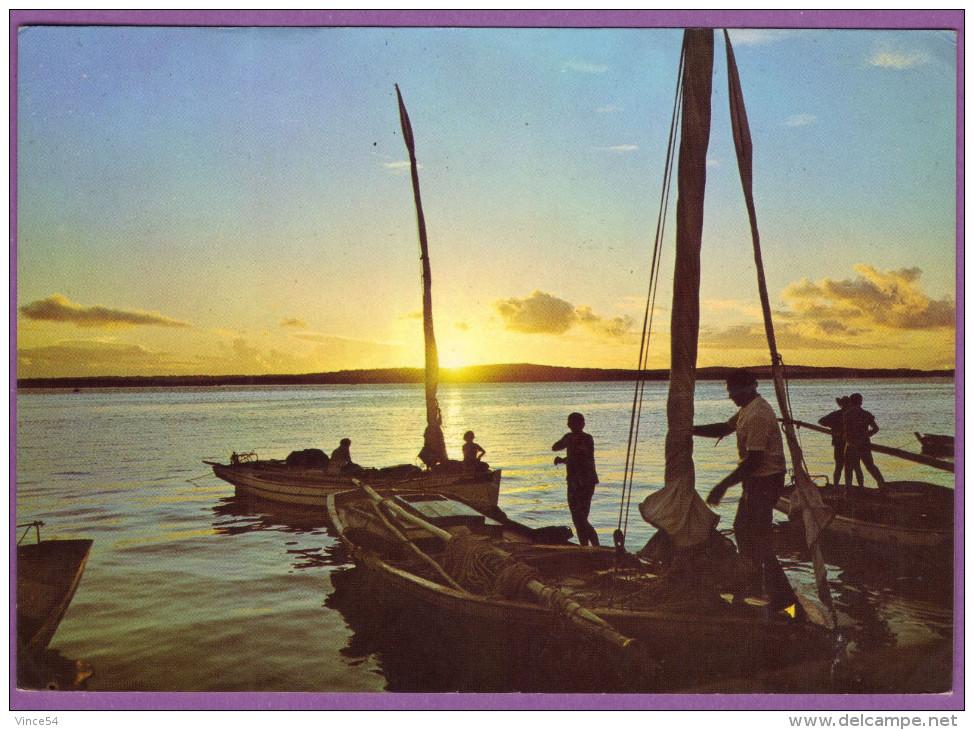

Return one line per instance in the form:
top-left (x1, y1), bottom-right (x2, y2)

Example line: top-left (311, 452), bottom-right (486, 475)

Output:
top-left (15, 363), bottom-right (955, 390)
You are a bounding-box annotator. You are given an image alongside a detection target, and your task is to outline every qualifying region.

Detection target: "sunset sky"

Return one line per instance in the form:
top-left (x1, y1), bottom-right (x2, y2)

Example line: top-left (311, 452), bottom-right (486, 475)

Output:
top-left (14, 12), bottom-right (959, 379)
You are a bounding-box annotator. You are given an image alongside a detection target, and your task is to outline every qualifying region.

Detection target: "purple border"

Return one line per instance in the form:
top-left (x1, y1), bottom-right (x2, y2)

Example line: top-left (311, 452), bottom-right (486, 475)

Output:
top-left (8, 8), bottom-right (964, 713)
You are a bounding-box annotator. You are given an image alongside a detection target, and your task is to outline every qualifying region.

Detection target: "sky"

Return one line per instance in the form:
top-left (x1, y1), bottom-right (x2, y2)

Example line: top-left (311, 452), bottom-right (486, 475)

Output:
top-left (13, 12), bottom-right (960, 379)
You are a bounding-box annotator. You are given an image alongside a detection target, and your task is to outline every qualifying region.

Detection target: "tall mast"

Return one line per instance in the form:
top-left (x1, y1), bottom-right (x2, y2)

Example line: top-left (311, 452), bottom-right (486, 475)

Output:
top-left (639, 28), bottom-right (720, 546)
top-left (396, 84), bottom-right (448, 467)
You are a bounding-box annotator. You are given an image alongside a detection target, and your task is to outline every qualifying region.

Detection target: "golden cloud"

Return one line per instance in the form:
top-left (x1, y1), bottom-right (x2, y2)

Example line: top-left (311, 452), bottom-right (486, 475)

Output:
top-left (19, 294), bottom-right (192, 329)
top-left (494, 290), bottom-right (634, 339)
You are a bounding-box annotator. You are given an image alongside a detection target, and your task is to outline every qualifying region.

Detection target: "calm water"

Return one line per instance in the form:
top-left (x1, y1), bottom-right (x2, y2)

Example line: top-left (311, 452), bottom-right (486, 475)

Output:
top-left (13, 379), bottom-right (958, 696)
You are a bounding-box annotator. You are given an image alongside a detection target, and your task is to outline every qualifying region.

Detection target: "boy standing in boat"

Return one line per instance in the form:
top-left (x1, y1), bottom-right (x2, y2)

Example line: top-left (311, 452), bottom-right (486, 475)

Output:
top-left (552, 412), bottom-right (600, 547)
top-left (842, 393), bottom-right (887, 496)
top-left (692, 369), bottom-right (800, 617)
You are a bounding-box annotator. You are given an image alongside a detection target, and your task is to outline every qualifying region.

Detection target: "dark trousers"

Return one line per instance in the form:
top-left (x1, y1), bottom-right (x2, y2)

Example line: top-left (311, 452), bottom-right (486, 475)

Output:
top-left (844, 441), bottom-right (885, 490)
top-left (733, 472), bottom-right (797, 611)
top-left (567, 478), bottom-right (599, 547)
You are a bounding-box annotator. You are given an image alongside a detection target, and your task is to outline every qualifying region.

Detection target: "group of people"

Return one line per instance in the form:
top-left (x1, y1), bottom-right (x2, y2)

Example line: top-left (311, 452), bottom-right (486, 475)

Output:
top-left (549, 370), bottom-right (886, 620)
top-left (332, 371), bottom-right (884, 620)
top-left (326, 430), bottom-right (490, 476)
top-left (818, 393), bottom-right (887, 497)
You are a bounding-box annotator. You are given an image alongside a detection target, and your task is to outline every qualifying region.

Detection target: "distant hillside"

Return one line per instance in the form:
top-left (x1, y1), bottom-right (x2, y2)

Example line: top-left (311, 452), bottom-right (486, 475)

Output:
top-left (16, 363), bottom-right (955, 390)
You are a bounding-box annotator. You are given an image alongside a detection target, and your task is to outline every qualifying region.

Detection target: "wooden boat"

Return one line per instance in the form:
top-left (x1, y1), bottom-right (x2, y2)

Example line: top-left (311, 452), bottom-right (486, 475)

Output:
top-left (778, 420), bottom-right (954, 564)
top-left (776, 480), bottom-right (953, 553)
top-left (915, 432), bottom-right (954, 458)
top-left (206, 456), bottom-right (500, 511)
top-left (207, 84), bottom-right (501, 511)
top-left (17, 522), bottom-right (92, 655)
top-left (328, 485), bottom-right (837, 691)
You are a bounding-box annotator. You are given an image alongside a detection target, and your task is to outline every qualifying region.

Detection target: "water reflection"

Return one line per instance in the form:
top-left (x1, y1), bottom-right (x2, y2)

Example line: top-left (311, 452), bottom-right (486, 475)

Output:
top-left (211, 496), bottom-right (331, 534)
top-left (210, 496), bottom-right (350, 569)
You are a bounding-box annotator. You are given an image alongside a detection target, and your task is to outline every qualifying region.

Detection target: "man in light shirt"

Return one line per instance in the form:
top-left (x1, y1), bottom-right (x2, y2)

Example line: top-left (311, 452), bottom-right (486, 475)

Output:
top-left (693, 368), bottom-right (800, 617)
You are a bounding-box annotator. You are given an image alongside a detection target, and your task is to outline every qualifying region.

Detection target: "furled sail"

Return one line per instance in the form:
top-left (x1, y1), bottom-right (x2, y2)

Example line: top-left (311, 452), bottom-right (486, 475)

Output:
top-left (638, 29), bottom-right (721, 547)
top-left (396, 84), bottom-right (448, 467)
top-left (721, 32), bottom-right (835, 612)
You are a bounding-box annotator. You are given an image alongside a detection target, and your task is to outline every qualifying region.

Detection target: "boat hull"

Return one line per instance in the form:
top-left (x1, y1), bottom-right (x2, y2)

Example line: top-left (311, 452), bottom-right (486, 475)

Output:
top-left (328, 488), bottom-right (836, 691)
top-left (17, 539), bottom-right (93, 654)
top-left (915, 433), bottom-right (954, 458)
top-left (776, 480), bottom-right (953, 552)
top-left (209, 460), bottom-right (501, 512)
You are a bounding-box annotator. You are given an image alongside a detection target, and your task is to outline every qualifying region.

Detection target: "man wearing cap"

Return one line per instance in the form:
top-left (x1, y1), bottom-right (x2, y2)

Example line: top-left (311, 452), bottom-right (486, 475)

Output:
top-left (819, 396), bottom-right (853, 487)
top-left (692, 369), bottom-right (800, 616)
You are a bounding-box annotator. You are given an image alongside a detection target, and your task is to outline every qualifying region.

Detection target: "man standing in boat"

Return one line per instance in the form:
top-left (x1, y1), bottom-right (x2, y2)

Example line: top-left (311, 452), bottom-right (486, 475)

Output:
top-left (818, 396), bottom-right (853, 487)
top-left (692, 369), bottom-right (800, 617)
top-left (842, 393), bottom-right (887, 496)
top-left (552, 412), bottom-right (600, 547)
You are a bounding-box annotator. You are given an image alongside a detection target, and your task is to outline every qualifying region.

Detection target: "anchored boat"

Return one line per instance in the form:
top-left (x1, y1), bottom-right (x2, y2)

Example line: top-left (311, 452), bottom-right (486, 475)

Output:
top-left (207, 85), bottom-right (501, 512)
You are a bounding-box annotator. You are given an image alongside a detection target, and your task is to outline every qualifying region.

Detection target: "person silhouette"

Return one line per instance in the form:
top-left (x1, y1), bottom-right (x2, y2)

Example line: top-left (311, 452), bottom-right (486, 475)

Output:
top-left (461, 430), bottom-right (487, 473)
top-left (552, 412), bottom-right (600, 547)
top-left (842, 393), bottom-right (887, 496)
top-left (818, 396), bottom-right (854, 487)
top-left (692, 369), bottom-right (801, 618)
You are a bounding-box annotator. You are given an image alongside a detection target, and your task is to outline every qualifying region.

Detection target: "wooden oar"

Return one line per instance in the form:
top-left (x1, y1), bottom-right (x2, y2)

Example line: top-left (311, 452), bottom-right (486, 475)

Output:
top-left (351, 501), bottom-right (468, 593)
top-left (358, 484), bottom-right (636, 651)
top-left (785, 419), bottom-right (954, 473)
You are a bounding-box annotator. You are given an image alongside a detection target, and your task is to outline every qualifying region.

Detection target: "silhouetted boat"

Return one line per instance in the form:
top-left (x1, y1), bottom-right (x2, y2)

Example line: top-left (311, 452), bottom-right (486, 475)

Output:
top-left (776, 420), bottom-right (954, 563)
top-left (17, 522), bottom-right (92, 655)
top-left (206, 84), bottom-right (501, 512)
top-left (915, 432), bottom-right (954, 458)
top-left (328, 484), bottom-right (837, 691)
top-left (776, 480), bottom-right (953, 555)
top-left (206, 456), bottom-right (500, 512)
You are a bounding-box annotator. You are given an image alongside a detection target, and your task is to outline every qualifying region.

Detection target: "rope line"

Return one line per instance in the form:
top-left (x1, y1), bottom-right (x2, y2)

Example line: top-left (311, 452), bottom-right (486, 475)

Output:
top-left (617, 41), bottom-right (686, 544)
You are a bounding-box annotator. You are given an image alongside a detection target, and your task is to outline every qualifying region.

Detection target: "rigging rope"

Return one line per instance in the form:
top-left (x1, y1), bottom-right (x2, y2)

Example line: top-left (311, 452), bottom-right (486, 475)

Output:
top-left (616, 43), bottom-right (687, 546)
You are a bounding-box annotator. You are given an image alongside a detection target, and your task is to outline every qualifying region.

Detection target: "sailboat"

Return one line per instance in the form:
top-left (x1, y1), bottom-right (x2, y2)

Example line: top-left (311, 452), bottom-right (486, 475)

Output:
top-left (206, 86), bottom-right (501, 513)
top-left (326, 30), bottom-right (843, 692)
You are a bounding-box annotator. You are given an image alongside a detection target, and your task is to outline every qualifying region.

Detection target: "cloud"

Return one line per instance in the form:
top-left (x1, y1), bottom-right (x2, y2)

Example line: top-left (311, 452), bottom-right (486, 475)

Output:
top-left (494, 290), bottom-right (633, 339)
top-left (563, 60), bottom-right (609, 74)
top-left (597, 144), bottom-right (638, 153)
top-left (782, 265), bottom-right (955, 332)
top-left (726, 29), bottom-right (794, 46)
top-left (869, 46), bottom-right (931, 69)
top-left (19, 294), bottom-right (192, 329)
top-left (381, 159), bottom-right (417, 175)
top-left (785, 113), bottom-right (816, 127)
top-left (280, 317), bottom-right (307, 329)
